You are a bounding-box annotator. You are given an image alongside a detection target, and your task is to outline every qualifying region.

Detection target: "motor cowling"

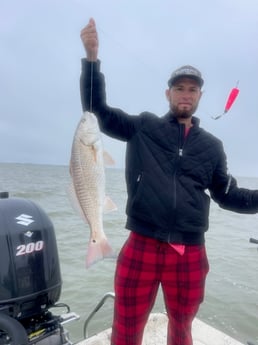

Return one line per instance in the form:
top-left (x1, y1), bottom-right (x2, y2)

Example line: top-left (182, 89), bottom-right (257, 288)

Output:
top-left (0, 192), bottom-right (62, 320)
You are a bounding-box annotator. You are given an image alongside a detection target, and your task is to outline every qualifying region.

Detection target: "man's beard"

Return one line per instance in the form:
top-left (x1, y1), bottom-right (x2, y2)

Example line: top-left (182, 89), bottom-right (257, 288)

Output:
top-left (170, 103), bottom-right (198, 119)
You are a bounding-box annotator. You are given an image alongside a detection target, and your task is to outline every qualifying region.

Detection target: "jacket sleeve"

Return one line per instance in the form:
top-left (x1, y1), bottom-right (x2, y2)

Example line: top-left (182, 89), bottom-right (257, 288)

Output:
top-left (80, 58), bottom-right (140, 141)
top-left (209, 142), bottom-right (258, 214)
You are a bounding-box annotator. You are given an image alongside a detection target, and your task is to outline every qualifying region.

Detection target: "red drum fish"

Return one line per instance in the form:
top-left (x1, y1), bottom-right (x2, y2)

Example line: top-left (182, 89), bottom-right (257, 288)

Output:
top-left (69, 111), bottom-right (117, 268)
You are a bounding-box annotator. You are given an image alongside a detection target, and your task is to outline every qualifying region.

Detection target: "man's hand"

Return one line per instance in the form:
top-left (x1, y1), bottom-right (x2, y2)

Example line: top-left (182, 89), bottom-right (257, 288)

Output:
top-left (80, 18), bottom-right (98, 61)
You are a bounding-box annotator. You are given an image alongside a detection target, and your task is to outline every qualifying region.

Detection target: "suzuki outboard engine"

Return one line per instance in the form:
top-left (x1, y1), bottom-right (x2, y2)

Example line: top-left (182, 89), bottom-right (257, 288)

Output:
top-left (0, 192), bottom-right (76, 345)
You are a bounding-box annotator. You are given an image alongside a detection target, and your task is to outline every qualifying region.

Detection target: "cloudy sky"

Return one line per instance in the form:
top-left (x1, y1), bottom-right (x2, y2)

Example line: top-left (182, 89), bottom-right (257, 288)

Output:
top-left (1, 0), bottom-right (258, 177)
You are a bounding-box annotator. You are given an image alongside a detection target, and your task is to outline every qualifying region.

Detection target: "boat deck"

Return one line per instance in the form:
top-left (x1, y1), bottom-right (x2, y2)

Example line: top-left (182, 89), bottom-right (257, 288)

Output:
top-left (77, 312), bottom-right (244, 345)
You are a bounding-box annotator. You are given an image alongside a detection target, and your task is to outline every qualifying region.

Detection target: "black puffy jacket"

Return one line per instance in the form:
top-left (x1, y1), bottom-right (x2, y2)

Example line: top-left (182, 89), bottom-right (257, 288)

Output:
top-left (80, 59), bottom-right (258, 245)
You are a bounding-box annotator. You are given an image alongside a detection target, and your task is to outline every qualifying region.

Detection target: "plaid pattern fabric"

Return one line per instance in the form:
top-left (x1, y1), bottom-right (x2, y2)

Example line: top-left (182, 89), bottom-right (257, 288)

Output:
top-left (111, 232), bottom-right (209, 345)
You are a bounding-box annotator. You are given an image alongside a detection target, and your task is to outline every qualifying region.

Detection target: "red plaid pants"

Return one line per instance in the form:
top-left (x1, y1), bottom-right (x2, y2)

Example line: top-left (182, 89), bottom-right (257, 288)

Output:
top-left (111, 232), bottom-right (209, 345)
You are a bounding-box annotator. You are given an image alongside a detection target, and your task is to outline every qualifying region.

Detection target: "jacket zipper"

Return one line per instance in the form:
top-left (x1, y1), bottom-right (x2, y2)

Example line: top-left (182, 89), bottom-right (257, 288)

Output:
top-left (168, 124), bottom-right (187, 242)
top-left (178, 123), bottom-right (188, 157)
top-left (174, 122), bottom-right (185, 196)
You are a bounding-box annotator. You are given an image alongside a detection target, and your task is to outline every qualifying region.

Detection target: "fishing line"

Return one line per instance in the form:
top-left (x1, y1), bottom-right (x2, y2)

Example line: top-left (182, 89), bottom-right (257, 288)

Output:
top-left (90, 60), bottom-right (94, 113)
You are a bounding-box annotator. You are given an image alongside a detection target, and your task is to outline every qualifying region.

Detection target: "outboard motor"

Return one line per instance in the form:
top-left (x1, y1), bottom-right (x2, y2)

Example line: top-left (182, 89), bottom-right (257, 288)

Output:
top-left (0, 192), bottom-right (77, 345)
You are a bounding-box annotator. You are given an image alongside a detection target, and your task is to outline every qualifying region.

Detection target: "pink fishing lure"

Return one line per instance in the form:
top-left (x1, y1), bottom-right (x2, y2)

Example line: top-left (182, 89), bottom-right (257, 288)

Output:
top-left (212, 82), bottom-right (240, 120)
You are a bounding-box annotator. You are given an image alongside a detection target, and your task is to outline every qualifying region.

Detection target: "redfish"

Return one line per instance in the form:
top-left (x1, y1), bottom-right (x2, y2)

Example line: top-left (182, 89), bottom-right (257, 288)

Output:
top-left (69, 111), bottom-right (117, 268)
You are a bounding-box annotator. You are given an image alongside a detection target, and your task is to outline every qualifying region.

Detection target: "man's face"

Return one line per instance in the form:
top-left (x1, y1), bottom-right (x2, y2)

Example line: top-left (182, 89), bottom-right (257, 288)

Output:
top-left (166, 77), bottom-right (202, 119)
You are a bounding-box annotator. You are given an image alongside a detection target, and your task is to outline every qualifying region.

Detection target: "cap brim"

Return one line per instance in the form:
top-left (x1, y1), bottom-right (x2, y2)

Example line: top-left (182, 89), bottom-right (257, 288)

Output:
top-left (169, 75), bottom-right (204, 87)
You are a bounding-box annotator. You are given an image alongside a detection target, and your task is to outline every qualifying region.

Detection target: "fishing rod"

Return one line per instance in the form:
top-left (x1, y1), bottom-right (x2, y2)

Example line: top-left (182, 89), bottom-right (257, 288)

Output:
top-left (246, 238), bottom-right (258, 345)
top-left (223, 237), bottom-right (258, 345)
top-left (212, 81), bottom-right (240, 120)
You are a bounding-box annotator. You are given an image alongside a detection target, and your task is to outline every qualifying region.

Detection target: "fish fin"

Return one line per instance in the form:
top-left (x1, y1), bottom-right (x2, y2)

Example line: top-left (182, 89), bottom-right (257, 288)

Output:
top-left (103, 151), bottom-right (115, 166)
top-left (103, 196), bottom-right (118, 213)
top-left (86, 238), bottom-right (116, 268)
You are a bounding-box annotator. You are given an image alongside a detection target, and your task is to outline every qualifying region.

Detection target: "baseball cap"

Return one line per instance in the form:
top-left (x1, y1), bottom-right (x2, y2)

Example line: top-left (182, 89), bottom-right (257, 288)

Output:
top-left (168, 65), bottom-right (204, 88)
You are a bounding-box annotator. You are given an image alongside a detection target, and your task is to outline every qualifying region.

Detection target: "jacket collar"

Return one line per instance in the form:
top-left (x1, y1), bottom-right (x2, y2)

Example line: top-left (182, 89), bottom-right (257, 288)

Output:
top-left (164, 112), bottom-right (200, 127)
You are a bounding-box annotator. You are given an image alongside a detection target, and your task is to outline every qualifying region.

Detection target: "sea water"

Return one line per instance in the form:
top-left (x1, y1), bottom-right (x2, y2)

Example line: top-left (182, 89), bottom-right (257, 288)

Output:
top-left (0, 163), bottom-right (257, 344)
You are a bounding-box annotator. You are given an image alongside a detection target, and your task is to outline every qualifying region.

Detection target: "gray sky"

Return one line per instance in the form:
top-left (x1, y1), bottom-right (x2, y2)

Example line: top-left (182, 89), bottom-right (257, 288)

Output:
top-left (1, 0), bottom-right (258, 177)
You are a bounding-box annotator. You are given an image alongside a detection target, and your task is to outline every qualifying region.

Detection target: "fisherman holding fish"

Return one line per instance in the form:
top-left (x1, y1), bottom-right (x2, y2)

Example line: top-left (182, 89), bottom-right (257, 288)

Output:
top-left (80, 18), bottom-right (258, 345)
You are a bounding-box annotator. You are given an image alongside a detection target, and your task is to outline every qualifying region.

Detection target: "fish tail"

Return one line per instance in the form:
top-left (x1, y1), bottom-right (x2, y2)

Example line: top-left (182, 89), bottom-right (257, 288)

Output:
top-left (85, 238), bottom-right (115, 268)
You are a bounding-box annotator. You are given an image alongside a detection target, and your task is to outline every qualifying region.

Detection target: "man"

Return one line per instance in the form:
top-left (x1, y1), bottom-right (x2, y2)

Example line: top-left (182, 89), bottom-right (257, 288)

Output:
top-left (80, 18), bottom-right (258, 345)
